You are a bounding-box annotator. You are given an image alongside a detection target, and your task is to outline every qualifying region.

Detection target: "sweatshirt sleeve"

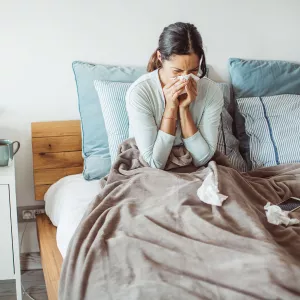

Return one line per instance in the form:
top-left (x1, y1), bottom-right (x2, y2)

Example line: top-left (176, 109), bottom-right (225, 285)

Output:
top-left (182, 85), bottom-right (223, 167)
top-left (126, 86), bottom-right (175, 169)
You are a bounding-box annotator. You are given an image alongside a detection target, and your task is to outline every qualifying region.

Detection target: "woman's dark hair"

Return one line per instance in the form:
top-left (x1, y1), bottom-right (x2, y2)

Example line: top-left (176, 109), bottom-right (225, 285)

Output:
top-left (147, 22), bottom-right (207, 78)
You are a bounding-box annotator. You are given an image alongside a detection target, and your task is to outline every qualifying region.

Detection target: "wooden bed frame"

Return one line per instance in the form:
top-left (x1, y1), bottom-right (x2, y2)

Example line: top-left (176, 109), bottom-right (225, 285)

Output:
top-left (32, 120), bottom-right (83, 300)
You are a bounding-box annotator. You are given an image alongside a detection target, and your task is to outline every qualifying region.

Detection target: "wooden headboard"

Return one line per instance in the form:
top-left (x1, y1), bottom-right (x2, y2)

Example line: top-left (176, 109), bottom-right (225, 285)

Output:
top-left (31, 120), bottom-right (83, 200)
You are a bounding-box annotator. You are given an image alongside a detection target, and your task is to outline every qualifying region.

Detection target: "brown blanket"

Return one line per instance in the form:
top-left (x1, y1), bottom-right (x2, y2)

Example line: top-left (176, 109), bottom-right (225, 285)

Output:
top-left (59, 138), bottom-right (300, 300)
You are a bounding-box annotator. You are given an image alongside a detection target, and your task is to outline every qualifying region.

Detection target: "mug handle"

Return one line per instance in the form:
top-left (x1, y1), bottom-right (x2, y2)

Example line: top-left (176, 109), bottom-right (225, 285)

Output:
top-left (12, 141), bottom-right (20, 156)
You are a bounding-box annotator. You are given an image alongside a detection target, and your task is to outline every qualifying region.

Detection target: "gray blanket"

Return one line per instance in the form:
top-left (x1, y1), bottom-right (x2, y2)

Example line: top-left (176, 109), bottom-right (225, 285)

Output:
top-left (59, 138), bottom-right (300, 300)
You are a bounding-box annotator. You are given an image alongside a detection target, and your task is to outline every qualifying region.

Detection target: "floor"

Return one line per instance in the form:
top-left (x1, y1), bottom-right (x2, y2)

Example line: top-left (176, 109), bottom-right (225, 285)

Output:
top-left (0, 270), bottom-right (47, 300)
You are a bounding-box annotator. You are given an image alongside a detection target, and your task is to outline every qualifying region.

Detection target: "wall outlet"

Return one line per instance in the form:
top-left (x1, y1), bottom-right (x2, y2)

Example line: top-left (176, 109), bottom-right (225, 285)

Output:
top-left (17, 205), bottom-right (45, 222)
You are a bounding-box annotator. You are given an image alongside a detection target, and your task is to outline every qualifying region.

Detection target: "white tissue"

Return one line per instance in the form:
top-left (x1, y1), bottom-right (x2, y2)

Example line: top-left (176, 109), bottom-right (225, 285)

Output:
top-left (197, 172), bottom-right (228, 206)
top-left (264, 202), bottom-right (300, 226)
top-left (174, 74), bottom-right (200, 95)
top-left (177, 73), bottom-right (200, 82)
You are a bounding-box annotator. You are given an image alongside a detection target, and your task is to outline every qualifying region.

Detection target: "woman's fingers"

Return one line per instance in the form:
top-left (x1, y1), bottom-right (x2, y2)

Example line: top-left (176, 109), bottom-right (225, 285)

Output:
top-left (172, 90), bottom-right (182, 101)
top-left (165, 77), bottom-right (180, 88)
top-left (173, 81), bottom-right (187, 93)
top-left (192, 78), bottom-right (197, 89)
top-left (167, 81), bottom-right (186, 98)
top-left (190, 83), bottom-right (197, 95)
top-left (188, 79), bottom-right (197, 93)
top-left (187, 78), bottom-right (197, 89)
top-left (186, 79), bottom-right (197, 97)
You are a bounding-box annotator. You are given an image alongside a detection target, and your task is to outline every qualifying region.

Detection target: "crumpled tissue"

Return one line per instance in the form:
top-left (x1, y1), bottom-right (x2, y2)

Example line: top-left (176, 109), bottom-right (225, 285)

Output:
top-left (264, 202), bottom-right (300, 226)
top-left (175, 74), bottom-right (200, 95)
top-left (177, 73), bottom-right (200, 82)
top-left (197, 171), bottom-right (228, 206)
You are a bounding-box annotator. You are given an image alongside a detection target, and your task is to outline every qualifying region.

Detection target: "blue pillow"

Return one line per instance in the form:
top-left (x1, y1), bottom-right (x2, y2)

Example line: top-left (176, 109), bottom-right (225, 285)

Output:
top-left (237, 94), bottom-right (300, 169)
top-left (228, 58), bottom-right (300, 99)
top-left (94, 80), bottom-right (132, 163)
top-left (72, 61), bottom-right (146, 179)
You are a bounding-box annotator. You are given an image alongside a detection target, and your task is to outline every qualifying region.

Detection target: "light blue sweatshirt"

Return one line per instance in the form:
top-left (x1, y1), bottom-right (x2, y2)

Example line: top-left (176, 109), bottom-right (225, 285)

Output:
top-left (126, 69), bottom-right (223, 169)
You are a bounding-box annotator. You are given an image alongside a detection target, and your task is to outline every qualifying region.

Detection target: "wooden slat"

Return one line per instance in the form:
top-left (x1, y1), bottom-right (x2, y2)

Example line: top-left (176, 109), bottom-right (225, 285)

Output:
top-left (31, 120), bottom-right (83, 200)
top-left (35, 185), bottom-right (51, 200)
top-left (32, 136), bottom-right (82, 154)
top-left (32, 120), bottom-right (81, 138)
top-left (36, 214), bottom-right (62, 300)
top-left (33, 151), bottom-right (83, 170)
top-left (34, 167), bottom-right (83, 185)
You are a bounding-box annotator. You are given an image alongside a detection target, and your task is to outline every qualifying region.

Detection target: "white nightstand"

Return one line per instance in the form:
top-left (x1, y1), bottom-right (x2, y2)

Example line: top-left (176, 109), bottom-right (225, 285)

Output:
top-left (0, 161), bottom-right (22, 299)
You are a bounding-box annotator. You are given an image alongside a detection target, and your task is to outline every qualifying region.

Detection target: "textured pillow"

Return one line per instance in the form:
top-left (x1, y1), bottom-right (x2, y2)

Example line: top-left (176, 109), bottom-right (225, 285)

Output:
top-left (72, 61), bottom-right (146, 180)
top-left (217, 83), bottom-right (247, 172)
top-left (228, 58), bottom-right (300, 169)
top-left (237, 94), bottom-right (300, 169)
top-left (94, 80), bottom-right (132, 163)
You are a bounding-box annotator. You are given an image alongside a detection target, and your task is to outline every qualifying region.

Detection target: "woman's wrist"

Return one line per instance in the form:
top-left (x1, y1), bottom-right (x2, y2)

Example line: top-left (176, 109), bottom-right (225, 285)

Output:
top-left (166, 100), bottom-right (179, 110)
top-left (179, 105), bottom-right (189, 115)
top-left (179, 106), bottom-right (189, 125)
top-left (164, 102), bottom-right (179, 118)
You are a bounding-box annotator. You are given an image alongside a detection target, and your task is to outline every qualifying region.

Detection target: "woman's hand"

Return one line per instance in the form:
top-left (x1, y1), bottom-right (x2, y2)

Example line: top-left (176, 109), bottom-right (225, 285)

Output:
top-left (163, 78), bottom-right (187, 108)
top-left (178, 78), bottom-right (198, 109)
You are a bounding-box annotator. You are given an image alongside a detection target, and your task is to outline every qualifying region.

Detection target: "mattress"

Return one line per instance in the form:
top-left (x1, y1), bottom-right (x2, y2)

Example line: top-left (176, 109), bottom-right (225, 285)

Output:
top-left (44, 174), bottom-right (101, 258)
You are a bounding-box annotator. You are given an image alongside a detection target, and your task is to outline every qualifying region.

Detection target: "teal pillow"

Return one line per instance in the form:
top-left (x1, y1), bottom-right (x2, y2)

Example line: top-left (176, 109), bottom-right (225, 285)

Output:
top-left (72, 61), bottom-right (146, 179)
top-left (228, 58), bottom-right (300, 99)
top-left (94, 80), bottom-right (132, 163)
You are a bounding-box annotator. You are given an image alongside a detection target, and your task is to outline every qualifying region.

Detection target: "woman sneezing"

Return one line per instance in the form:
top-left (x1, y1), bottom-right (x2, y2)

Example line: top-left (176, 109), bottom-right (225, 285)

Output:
top-left (126, 22), bottom-right (224, 169)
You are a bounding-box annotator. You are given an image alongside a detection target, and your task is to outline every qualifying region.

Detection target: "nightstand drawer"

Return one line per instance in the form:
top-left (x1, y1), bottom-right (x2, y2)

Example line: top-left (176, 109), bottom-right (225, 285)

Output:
top-left (0, 184), bottom-right (14, 280)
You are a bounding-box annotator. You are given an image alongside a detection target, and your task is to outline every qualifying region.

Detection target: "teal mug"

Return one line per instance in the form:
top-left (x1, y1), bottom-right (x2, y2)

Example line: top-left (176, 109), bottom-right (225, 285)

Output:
top-left (0, 139), bottom-right (20, 166)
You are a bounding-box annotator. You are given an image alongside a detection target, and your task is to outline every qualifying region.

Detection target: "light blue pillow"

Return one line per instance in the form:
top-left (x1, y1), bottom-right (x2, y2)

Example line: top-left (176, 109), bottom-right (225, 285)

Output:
top-left (94, 80), bottom-right (132, 163)
top-left (237, 94), bottom-right (300, 169)
top-left (72, 61), bottom-right (146, 179)
top-left (228, 58), bottom-right (300, 99)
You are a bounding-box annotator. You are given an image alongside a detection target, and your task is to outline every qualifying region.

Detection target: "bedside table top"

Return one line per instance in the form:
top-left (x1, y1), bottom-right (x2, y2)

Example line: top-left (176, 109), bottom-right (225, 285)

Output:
top-left (0, 160), bottom-right (15, 179)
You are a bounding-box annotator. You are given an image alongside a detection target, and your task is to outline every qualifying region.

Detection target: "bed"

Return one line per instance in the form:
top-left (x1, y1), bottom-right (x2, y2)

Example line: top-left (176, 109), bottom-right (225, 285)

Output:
top-left (31, 56), bottom-right (300, 299)
top-left (32, 119), bottom-right (300, 300)
top-left (32, 120), bottom-right (83, 300)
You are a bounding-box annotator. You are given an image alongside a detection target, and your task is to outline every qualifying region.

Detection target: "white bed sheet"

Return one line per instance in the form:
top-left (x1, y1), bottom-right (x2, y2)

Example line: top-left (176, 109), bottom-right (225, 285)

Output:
top-left (44, 174), bottom-right (101, 258)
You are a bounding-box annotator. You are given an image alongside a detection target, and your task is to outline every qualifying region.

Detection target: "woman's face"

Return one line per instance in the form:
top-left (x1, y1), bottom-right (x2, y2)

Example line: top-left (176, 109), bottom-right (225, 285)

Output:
top-left (158, 51), bottom-right (200, 79)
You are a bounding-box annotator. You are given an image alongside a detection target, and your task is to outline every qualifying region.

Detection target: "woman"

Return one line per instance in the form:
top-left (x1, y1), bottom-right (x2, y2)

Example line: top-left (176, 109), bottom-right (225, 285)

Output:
top-left (126, 22), bottom-right (223, 169)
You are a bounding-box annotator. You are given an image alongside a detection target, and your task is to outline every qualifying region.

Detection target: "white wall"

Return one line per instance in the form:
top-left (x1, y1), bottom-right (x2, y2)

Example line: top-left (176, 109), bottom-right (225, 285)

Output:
top-left (1, 0), bottom-right (300, 252)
